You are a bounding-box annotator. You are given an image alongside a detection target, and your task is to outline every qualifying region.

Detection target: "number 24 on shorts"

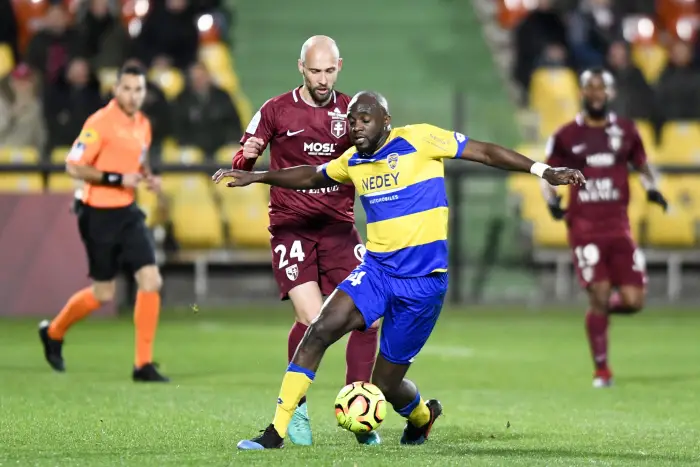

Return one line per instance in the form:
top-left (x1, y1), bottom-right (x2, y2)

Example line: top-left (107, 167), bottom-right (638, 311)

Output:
top-left (274, 240), bottom-right (305, 269)
top-left (347, 271), bottom-right (366, 286)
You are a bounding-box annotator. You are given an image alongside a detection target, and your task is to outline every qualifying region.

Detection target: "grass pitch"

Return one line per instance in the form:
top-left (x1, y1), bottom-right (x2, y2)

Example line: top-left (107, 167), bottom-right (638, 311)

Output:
top-left (1, 306), bottom-right (699, 466)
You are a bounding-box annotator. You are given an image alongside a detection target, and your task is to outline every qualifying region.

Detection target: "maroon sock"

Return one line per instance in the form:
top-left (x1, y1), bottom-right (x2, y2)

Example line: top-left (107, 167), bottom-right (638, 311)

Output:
top-left (345, 328), bottom-right (378, 384)
top-left (288, 321), bottom-right (309, 406)
top-left (585, 311), bottom-right (609, 371)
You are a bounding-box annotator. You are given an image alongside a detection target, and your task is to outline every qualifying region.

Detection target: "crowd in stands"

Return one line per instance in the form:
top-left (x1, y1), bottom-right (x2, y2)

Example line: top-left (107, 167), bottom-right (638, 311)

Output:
top-left (508, 0), bottom-right (700, 139)
top-left (0, 0), bottom-right (244, 161)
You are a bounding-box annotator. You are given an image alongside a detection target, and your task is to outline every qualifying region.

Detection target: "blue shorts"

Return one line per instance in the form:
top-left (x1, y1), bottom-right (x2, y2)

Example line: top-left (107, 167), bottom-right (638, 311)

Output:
top-left (337, 259), bottom-right (448, 365)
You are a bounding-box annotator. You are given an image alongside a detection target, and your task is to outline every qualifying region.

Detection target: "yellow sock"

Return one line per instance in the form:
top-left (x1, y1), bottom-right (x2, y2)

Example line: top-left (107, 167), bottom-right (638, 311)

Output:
top-left (407, 398), bottom-right (431, 428)
top-left (272, 364), bottom-right (315, 437)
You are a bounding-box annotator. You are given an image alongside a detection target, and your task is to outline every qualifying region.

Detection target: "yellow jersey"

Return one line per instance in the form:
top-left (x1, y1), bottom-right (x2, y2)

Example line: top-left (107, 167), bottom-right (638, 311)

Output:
top-left (322, 124), bottom-right (468, 277)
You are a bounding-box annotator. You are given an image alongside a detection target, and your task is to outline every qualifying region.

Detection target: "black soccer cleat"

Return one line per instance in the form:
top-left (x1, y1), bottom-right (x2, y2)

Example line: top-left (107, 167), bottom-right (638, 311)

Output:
top-left (237, 424), bottom-right (285, 450)
top-left (132, 363), bottom-right (170, 382)
top-left (400, 399), bottom-right (443, 445)
top-left (38, 320), bottom-right (65, 372)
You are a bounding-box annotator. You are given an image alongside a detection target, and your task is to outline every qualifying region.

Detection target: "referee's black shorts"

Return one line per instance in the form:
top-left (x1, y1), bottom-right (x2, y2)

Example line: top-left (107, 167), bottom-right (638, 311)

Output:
top-left (77, 202), bottom-right (156, 281)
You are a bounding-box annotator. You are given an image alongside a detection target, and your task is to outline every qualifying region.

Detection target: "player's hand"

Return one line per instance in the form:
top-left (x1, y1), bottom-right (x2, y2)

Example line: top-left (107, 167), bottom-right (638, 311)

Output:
top-left (647, 189), bottom-right (668, 211)
top-left (145, 175), bottom-right (161, 192)
top-left (243, 137), bottom-right (265, 159)
top-left (122, 173), bottom-right (143, 188)
top-left (212, 168), bottom-right (259, 187)
top-left (542, 167), bottom-right (586, 186)
top-left (547, 195), bottom-right (567, 220)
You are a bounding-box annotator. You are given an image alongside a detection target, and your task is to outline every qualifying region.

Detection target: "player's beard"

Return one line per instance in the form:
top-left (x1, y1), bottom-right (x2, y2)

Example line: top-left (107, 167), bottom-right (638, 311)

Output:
top-left (584, 100), bottom-right (608, 120)
top-left (309, 85), bottom-right (332, 106)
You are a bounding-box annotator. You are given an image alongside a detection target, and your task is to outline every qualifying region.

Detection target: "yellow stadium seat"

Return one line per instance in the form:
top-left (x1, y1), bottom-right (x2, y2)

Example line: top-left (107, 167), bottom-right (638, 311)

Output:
top-left (136, 184), bottom-right (161, 227)
top-left (161, 173), bottom-right (211, 198)
top-left (631, 43), bottom-right (667, 84)
top-left (633, 120), bottom-right (658, 162)
top-left (219, 183), bottom-right (270, 248)
top-left (0, 174), bottom-right (44, 192)
top-left (529, 67), bottom-right (580, 139)
top-left (660, 175), bottom-right (700, 219)
top-left (658, 121), bottom-right (700, 165)
top-left (531, 209), bottom-right (568, 247)
top-left (199, 42), bottom-right (233, 75)
top-left (162, 137), bottom-right (178, 152)
top-left (47, 174), bottom-right (81, 193)
top-left (646, 205), bottom-right (695, 247)
top-left (514, 143), bottom-right (547, 162)
top-left (0, 43), bottom-right (14, 78)
top-left (215, 144), bottom-right (240, 164)
top-left (50, 147), bottom-right (71, 164)
top-left (160, 146), bottom-right (205, 165)
top-left (148, 67), bottom-right (184, 100)
top-left (0, 147), bottom-right (39, 163)
top-left (97, 67), bottom-right (118, 96)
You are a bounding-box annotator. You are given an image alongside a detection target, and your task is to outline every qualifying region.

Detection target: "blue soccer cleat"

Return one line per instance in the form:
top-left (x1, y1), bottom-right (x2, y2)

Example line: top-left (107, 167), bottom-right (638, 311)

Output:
top-left (288, 402), bottom-right (313, 446)
top-left (237, 424), bottom-right (284, 450)
top-left (355, 431), bottom-right (381, 445)
top-left (400, 399), bottom-right (443, 445)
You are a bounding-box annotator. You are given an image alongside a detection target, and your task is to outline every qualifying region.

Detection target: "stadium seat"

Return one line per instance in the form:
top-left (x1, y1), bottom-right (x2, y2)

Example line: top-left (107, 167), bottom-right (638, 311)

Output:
top-left (531, 208), bottom-right (568, 247)
top-left (0, 174), bottom-right (44, 192)
top-left (97, 68), bottom-right (118, 96)
top-left (514, 143), bottom-right (547, 162)
top-left (658, 121), bottom-right (700, 165)
top-left (631, 42), bottom-right (668, 84)
top-left (199, 42), bottom-right (233, 76)
top-left (160, 146), bottom-right (205, 165)
top-left (529, 67), bottom-right (580, 139)
top-left (47, 174), bottom-right (80, 193)
top-left (136, 184), bottom-right (160, 227)
top-left (218, 183), bottom-right (270, 248)
top-left (50, 147), bottom-right (71, 164)
top-left (0, 43), bottom-right (14, 78)
top-left (161, 174), bottom-right (224, 248)
top-left (633, 120), bottom-right (659, 162)
top-left (215, 145), bottom-right (241, 164)
top-left (646, 204), bottom-right (695, 246)
top-left (148, 67), bottom-right (184, 100)
top-left (0, 147), bottom-right (39, 164)
top-left (659, 175), bottom-right (700, 219)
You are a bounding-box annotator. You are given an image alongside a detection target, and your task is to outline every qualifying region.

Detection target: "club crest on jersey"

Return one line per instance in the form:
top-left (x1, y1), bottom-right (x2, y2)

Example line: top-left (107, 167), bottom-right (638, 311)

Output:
top-left (331, 119), bottom-right (347, 139)
top-left (387, 153), bottom-right (399, 170)
top-left (285, 264), bottom-right (299, 281)
top-left (606, 124), bottom-right (623, 152)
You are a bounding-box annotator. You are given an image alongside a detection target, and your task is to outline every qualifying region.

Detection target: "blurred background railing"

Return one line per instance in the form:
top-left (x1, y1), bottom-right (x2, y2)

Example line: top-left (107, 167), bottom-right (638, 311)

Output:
top-left (1, 0), bottom-right (699, 311)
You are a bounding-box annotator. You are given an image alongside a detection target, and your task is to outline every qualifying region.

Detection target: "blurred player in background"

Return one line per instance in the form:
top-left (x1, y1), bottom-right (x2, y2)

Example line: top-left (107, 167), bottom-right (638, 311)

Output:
top-left (38, 64), bottom-right (169, 383)
top-left (230, 36), bottom-right (379, 445)
top-left (215, 91), bottom-right (585, 450)
top-left (541, 67), bottom-right (668, 388)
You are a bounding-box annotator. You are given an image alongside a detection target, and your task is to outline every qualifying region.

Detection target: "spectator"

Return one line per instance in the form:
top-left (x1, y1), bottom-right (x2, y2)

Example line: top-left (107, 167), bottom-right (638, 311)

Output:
top-left (75, 0), bottom-right (132, 69)
top-left (512, 0), bottom-right (569, 98)
top-left (108, 58), bottom-right (173, 154)
top-left (138, 0), bottom-right (199, 70)
top-left (172, 62), bottom-right (242, 156)
top-left (606, 40), bottom-right (654, 120)
top-left (536, 43), bottom-right (569, 68)
top-left (0, 0), bottom-right (18, 62)
top-left (44, 58), bottom-right (103, 151)
top-left (568, 0), bottom-right (622, 70)
top-left (654, 41), bottom-right (700, 125)
top-left (0, 64), bottom-right (46, 150)
top-left (25, 5), bottom-right (80, 86)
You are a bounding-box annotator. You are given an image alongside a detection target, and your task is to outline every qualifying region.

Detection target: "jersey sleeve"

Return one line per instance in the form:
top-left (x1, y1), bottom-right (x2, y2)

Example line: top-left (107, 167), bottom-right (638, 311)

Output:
top-left (629, 126), bottom-right (647, 168)
top-left (65, 120), bottom-right (104, 166)
top-left (240, 98), bottom-right (276, 146)
top-left (321, 150), bottom-right (352, 184)
top-left (414, 124), bottom-right (469, 159)
top-left (544, 132), bottom-right (567, 167)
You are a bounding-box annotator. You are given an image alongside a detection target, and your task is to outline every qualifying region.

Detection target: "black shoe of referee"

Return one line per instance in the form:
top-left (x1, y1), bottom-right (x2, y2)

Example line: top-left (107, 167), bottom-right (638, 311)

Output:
top-left (133, 363), bottom-right (170, 382)
top-left (38, 320), bottom-right (65, 372)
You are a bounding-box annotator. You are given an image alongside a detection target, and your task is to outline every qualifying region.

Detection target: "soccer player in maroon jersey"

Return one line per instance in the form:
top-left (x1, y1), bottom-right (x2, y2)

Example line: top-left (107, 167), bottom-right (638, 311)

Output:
top-left (230, 36), bottom-right (380, 445)
top-left (540, 67), bottom-right (668, 388)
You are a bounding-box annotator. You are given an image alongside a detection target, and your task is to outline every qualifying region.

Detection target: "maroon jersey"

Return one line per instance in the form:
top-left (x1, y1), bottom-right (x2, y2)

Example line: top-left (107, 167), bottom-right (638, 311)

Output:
top-left (235, 87), bottom-right (354, 229)
top-left (545, 113), bottom-right (647, 239)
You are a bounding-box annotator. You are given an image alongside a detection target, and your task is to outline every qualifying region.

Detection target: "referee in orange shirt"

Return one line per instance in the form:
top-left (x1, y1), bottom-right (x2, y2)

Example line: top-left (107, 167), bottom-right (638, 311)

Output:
top-left (39, 64), bottom-right (169, 382)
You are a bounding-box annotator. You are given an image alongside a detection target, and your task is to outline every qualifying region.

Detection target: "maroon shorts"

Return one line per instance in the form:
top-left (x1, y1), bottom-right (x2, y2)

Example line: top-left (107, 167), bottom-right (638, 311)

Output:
top-left (270, 223), bottom-right (364, 300)
top-left (569, 235), bottom-right (647, 289)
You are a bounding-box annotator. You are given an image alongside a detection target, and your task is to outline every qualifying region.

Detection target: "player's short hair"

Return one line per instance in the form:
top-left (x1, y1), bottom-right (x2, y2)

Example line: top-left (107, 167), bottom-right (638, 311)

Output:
top-left (580, 67), bottom-right (615, 89)
top-left (117, 63), bottom-right (146, 80)
top-left (349, 91), bottom-right (390, 116)
top-left (299, 35), bottom-right (340, 63)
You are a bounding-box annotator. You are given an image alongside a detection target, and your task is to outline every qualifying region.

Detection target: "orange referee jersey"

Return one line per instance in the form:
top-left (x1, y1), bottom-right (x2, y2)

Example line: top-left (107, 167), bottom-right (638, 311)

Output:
top-left (66, 99), bottom-right (152, 208)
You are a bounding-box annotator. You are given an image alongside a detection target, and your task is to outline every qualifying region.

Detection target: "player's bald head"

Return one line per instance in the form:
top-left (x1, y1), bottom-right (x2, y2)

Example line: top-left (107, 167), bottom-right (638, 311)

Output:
top-left (348, 91), bottom-right (390, 118)
top-left (299, 35), bottom-right (340, 64)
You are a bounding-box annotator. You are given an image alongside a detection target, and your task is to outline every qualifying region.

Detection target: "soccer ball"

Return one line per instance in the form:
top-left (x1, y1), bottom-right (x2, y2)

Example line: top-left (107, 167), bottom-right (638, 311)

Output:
top-left (334, 381), bottom-right (387, 434)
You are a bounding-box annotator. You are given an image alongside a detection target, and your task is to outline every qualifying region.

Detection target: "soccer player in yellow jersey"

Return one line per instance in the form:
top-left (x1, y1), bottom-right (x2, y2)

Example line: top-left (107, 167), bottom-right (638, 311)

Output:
top-left (213, 91), bottom-right (585, 449)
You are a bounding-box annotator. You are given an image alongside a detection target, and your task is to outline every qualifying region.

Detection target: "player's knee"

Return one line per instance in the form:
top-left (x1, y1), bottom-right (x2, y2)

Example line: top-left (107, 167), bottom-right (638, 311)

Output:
top-left (623, 295), bottom-right (644, 313)
top-left (91, 281), bottom-right (115, 303)
top-left (135, 265), bottom-right (162, 293)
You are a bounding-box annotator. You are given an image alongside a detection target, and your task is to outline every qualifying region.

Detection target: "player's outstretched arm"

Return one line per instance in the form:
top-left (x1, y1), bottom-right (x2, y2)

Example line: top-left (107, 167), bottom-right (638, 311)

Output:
top-left (460, 139), bottom-right (586, 186)
top-left (212, 165), bottom-right (336, 190)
